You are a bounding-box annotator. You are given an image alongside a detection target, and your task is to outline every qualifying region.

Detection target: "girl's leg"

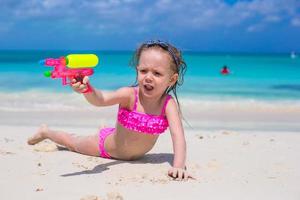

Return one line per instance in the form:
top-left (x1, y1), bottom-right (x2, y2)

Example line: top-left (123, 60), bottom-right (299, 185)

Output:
top-left (27, 125), bottom-right (99, 157)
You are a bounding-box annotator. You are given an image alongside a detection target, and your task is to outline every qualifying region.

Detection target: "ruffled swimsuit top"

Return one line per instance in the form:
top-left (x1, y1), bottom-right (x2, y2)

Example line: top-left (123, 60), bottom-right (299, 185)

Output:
top-left (118, 87), bottom-right (172, 135)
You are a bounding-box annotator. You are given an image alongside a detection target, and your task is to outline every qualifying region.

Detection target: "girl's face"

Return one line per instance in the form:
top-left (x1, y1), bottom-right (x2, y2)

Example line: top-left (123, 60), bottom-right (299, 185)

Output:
top-left (137, 48), bottom-right (178, 99)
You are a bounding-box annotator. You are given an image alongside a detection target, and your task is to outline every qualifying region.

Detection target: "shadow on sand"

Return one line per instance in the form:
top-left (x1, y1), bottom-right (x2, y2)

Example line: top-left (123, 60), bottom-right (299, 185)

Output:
top-left (61, 153), bottom-right (173, 177)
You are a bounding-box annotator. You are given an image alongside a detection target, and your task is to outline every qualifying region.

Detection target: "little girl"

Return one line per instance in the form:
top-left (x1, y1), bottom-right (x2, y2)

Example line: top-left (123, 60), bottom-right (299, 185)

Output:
top-left (28, 40), bottom-right (190, 181)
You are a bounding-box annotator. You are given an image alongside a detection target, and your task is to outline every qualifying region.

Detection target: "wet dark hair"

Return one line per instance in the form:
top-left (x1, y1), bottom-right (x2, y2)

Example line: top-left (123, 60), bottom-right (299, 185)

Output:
top-left (130, 40), bottom-right (187, 115)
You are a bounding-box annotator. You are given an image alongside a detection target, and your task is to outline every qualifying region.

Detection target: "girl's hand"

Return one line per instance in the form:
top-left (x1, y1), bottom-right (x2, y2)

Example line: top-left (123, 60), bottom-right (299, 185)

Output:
top-left (167, 167), bottom-right (195, 181)
top-left (71, 76), bottom-right (91, 93)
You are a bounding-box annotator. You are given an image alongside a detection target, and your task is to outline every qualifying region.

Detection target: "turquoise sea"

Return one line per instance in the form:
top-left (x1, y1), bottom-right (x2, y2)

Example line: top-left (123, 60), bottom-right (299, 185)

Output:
top-left (0, 50), bottom-right (300, 101)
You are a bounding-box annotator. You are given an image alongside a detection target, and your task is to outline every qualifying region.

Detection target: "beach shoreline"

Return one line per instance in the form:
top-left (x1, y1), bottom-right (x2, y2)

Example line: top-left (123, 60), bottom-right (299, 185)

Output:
top-left (1, 91), bottom-right (300, 132)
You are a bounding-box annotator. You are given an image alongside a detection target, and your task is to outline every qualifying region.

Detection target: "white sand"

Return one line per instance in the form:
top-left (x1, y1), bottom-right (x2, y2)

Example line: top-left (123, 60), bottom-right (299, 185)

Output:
top-left (1, 120), bottom-right (300, 200)
top-left (1, 92), bottom-right (300, 199)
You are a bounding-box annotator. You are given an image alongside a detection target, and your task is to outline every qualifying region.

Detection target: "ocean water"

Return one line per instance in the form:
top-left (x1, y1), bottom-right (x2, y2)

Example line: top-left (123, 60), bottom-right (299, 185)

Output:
top-left (1, 50), bottom-right (299, 132)
top-left (1, 50), bottom-right (300, 100)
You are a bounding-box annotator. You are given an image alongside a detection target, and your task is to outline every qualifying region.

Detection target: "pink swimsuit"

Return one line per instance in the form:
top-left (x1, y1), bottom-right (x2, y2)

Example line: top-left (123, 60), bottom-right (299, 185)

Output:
top-left (98, 87), bottom-right (172, 158)
top-left (118, 87), bottom-right (171, 134)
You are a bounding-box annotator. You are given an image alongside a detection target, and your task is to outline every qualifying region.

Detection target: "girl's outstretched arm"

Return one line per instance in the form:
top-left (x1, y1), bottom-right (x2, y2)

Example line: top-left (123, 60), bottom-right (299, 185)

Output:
top-left (71, 76), bottom-right (132, 107)
top-left (165, 98), bottom-right (190, 181)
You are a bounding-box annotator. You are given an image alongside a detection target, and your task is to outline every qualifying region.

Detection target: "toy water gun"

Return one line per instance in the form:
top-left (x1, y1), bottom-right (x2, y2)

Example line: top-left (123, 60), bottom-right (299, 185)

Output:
top-left (40, 54), bottom-right (99, 93)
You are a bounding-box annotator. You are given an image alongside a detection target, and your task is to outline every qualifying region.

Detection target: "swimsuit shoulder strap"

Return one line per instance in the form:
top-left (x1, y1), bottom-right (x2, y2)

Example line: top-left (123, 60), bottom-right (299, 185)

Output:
top-left (160, 95), bottom-right (172, 116)
top-left (133, 87), bottom-right (138, 111)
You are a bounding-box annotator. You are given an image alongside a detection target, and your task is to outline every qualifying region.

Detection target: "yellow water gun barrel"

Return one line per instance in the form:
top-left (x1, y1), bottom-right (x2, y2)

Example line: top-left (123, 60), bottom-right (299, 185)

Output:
top-left (66, 54), bottom-right (99, 69)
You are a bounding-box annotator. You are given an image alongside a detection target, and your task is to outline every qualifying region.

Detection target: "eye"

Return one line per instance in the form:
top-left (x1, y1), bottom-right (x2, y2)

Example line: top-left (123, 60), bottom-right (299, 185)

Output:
top-left (154, 71), bottom-right (161, 76)
top-left (139, 69), bottom-right (147, 74)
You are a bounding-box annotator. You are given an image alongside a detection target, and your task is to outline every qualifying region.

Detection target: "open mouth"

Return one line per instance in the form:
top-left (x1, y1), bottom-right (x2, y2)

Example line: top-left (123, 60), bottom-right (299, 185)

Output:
top-left (144, 84), bottom-right (154, 91)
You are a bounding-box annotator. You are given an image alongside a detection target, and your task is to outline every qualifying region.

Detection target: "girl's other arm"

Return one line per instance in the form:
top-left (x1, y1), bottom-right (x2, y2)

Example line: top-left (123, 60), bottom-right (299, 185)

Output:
top-left (165, 98), bottom-right (188, 180)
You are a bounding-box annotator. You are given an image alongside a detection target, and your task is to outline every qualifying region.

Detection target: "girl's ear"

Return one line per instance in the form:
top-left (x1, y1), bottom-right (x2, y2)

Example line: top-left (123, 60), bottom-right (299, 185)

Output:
top-left (169, 73), bottom-right (178, 86)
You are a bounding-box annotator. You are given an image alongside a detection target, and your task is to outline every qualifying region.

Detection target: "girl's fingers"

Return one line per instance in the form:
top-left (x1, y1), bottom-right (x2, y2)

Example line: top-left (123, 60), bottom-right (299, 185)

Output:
top-left (183, 171), bottom-right (189, 180)
top-left (72, 81), bottom-right (81, 88)
top-left (168, 168), bottom-right (183, 180)
top-left (168, 169), bottom-right (173, 176)
top-left (168, 167), bottom-right (196, 181)
top-left (176, 169), bottom-right (184, 181)
top-left (171, 169), bottom-right (178, 179)
top-left (71, 80), bottom-right (88, 93)
top-left (168, 168), bottom-right (177, 178)
top-left (188, 173), bottom-right (197, 180)
top-left (79, 84), bottom-right (86, 90)
top-left (83, 76), bottom-right (89, 84)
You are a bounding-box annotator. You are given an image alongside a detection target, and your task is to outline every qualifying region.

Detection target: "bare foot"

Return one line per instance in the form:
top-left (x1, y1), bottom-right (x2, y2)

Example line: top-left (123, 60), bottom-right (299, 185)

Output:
top-left (27, 124), bottom-right (48, 145)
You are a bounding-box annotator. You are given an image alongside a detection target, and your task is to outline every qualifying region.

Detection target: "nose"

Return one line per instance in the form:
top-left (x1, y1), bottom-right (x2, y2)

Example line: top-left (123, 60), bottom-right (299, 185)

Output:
top-left (145, 72), bottom-right (153, 82)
